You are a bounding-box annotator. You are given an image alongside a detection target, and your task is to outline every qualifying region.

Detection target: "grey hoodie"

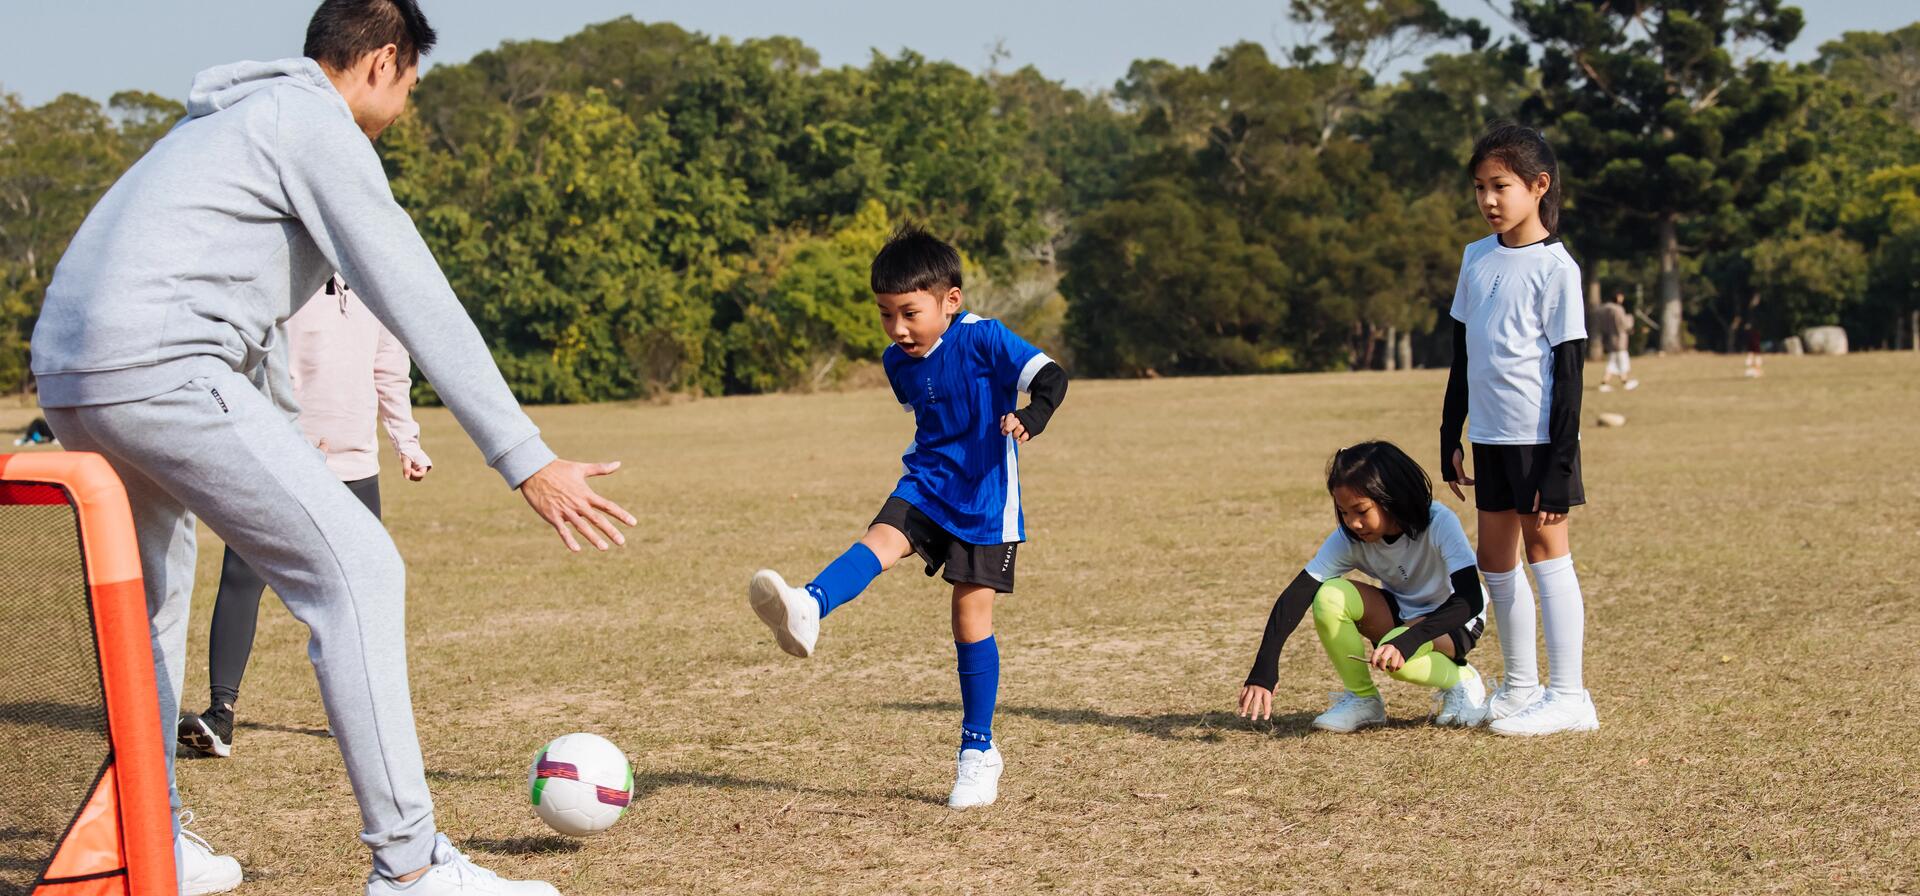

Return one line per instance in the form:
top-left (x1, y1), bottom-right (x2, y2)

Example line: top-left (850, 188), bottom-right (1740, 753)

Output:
top-left (32, 58), bottom-right (554, 487)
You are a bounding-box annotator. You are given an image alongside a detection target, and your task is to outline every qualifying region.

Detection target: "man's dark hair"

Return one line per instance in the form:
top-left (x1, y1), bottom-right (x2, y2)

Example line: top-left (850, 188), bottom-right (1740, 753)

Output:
top-left (1326, 441), bottom-right (1434, 543)
top-left (871, 225), bottom-right (962, 295)
top-left (305, 0), bottom-right (438, 73)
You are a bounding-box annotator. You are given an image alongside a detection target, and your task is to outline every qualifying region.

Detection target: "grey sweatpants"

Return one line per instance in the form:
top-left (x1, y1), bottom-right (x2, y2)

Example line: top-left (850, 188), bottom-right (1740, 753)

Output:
top-left (45, 370), bottom-right (435, 877)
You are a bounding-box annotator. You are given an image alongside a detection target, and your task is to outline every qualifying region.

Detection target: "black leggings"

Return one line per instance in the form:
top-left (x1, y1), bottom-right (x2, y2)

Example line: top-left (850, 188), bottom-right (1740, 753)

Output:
top-left (205, 474), bottom-right (381, 710)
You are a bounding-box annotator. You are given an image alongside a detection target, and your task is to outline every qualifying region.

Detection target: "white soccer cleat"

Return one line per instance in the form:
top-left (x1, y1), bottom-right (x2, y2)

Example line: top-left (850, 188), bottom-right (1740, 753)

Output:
top-left (1624, 379), bottom-right (1640, 391)
top-left (365, 835), bottom-right (559, 896)
top-left (1598, 383), bottom-right (1614, 392)
top-left (1433, 665), bottom-right (1489, 727)
top-left (748, 569), bottom-right (819, 658)
top-left (948, 746), bottom-right (1004, 809)
top-left (1489, 689), bottom-right (1600, 736)
top-left (1485, 678), bottom-right (1545, 721)
top-left (1312, 691), bottom-right (1386, 733)
top-left (176, 812), bottom-right (243, 895)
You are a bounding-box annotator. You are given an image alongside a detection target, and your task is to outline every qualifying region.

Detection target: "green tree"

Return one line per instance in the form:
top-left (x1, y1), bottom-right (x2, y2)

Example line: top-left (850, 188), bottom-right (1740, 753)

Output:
top-left (1744, 230), bottom-right (1868, 334)
top-left (1816, 23), bottom-right (1920, 130)
top-left (722, 200), bottom-right (893, 393)
top-left (1512, 0), bottom-right (1807, 351)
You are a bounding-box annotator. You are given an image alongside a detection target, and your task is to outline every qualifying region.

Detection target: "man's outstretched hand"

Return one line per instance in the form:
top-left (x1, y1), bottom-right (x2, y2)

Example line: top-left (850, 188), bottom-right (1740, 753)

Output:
top-left (520, 459), bottom-right (636, 552)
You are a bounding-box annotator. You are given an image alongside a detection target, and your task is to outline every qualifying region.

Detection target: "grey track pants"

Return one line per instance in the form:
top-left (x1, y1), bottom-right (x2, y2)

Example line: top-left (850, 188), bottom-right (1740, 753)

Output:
top-left (45, 370), bottom-right (435, 877)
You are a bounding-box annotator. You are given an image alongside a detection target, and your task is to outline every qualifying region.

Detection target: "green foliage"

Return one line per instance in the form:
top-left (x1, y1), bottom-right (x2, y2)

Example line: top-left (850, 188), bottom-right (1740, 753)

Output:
top-left (1745, 230), bottom-right (1868, 332)
top-left (0, 89), bottom-right (181, 392)
top-left (4, 8), bottom-right (1916, 397)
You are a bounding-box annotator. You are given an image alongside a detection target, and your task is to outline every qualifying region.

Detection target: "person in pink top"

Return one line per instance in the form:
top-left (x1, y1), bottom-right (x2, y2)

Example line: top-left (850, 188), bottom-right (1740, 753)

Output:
top-left (179, 274), bottom-right (431, 758)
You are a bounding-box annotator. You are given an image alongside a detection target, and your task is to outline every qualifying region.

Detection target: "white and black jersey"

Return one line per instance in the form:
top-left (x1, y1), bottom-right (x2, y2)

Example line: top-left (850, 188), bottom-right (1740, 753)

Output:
top-left (1448, 234), bottom-right (1586, 445)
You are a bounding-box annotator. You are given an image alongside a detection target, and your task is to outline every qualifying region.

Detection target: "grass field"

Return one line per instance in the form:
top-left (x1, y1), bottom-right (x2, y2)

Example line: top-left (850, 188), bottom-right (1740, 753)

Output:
top-left (11, 352), bottom-right (1920, 894)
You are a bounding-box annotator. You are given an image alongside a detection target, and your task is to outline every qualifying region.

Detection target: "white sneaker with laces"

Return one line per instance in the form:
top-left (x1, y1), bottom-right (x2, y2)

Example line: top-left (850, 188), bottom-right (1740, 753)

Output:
top-left (1598, 383), bottom-right (1614, 392)
top-left (365, 835), bottom-right (559, 896)
top-left (176, 811), bottom-right (243, 896)
top-left (748, 569), bottom-right (819, 658)
top-left (1432, 665), bottom-right (1489, 727)
top-left (948, 746), bottom-right (1004, 809)
top-left (1485, 678), bottom-right (1545, 721)
top-left (1624, 379), bottom-right (1640, 391)
top-left (1312, 691), bottom-right (1386, 733)
top-left (1489, 688), bottom-right (1600, 736)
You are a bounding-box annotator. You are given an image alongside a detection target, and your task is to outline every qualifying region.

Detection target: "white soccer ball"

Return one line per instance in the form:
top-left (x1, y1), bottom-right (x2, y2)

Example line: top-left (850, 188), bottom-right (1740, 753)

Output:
top-left (527, 733), bottom-right (632, 837)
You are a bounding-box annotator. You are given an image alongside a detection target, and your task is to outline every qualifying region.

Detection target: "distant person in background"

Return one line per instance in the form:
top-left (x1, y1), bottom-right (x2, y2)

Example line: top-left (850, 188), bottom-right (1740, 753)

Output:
top-left (12, 416), bottom-right (56, 445)
top-left (1744, 325), bottom-right (1765, 378)
top-left (1597, 291), bottom-right (1638, 392)
top-left (179, 274), bottom-right (432, 760)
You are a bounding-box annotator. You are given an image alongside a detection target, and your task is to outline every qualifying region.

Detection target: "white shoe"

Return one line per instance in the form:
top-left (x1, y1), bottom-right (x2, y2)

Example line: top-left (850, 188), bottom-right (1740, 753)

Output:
top-left (1485, 679), bottom-right (1545, 721)
top-left (365, 835), bottom-right (559, 896)
top-left (948, 746), bottom-right (1004, 808)
top-left (1433, 665), bottom-right (1489, 727)
top-left (1624, 379), bottom-right (1639, 391)
top-left (1598, 383), bottom-right (1613, 392)
top-left (1489, 689), bottom-right (1600, 736)
top-left (748, 569), bottom-right (819, 658)
top-left (176, 811), bottom-right (243, 895)
top-left (1311, 691), bottom-right (1386, 733)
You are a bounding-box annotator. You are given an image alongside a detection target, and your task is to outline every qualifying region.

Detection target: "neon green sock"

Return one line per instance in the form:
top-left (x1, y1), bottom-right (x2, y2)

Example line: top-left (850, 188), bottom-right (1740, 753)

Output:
top-left (1311, 578), bottom-right (1378, 698)
top-left (1378, 625), bottom-right (1464, 690)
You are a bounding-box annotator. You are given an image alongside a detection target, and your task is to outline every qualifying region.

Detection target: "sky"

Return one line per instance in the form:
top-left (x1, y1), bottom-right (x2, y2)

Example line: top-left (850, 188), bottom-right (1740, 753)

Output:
top-left (1, 1), bottom-right (1914, 107)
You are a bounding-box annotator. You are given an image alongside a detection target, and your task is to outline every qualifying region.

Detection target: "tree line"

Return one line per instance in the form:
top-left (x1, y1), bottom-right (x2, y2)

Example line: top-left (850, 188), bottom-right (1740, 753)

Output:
top-left (2, 2), bottom-right (1915, 401)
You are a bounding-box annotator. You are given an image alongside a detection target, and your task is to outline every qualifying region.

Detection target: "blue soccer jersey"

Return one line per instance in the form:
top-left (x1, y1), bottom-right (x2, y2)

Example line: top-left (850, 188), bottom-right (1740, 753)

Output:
top-left (884, 313), bottom-right (1053, 545)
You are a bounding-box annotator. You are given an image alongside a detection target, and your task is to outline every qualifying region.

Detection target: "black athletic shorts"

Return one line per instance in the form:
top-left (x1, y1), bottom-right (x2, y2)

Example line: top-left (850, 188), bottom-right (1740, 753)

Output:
top-left (1471, 442), bottom-right (1585, 514)
top-left (1380, 593), bottom-right (1484, 663)
top-left (871, 497), bottom-right (1018, 593)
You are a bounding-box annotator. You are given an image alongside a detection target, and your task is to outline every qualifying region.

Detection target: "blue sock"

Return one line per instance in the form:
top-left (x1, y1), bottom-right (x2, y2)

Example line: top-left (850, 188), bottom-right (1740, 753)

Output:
top-left (805, 543), bottom-right (882, 617)
top-left (956, 635), bottom-right (999, 754)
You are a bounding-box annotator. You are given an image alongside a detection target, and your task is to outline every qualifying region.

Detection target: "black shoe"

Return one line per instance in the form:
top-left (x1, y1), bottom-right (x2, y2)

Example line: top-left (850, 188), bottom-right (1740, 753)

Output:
top-left (178, 707), bottom-right (234, 759)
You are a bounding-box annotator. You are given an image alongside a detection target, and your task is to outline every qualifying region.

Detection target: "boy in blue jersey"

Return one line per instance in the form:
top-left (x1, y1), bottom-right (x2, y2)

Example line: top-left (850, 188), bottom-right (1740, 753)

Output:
top-left (749, 226), bottom-right (1068, 809)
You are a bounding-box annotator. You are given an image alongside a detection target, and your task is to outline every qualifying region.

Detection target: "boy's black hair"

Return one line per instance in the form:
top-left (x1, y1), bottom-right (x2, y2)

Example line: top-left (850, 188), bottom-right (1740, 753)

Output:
top-left (1469, 121), bottom-right (1563, 234)
top-left (305, 0), bottom-right (438, 73)
top-left (1326, 441), bottom-right (1434, 542)
top-left (871, 225), bottom-right (962, 295)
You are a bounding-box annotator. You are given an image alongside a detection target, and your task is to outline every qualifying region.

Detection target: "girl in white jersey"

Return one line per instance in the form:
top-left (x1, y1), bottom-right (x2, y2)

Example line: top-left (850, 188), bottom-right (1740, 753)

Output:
top-left (1237, 442), bottom-right (1491, 733)
top-left (1439, 123), bottom-right (1598, 736)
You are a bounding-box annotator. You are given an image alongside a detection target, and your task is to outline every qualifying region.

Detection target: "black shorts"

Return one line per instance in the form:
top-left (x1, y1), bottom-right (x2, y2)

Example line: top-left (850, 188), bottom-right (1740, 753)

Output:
top-left (1471, 442), bottom-right (1585, 514)
top-left (1380, 594), bottom-right (1483, 663)
top-left (871, 497), bottom-right (1018, 593)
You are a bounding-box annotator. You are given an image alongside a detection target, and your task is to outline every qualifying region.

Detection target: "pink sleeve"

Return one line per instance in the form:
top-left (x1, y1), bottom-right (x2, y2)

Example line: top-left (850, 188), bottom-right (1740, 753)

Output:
top-left (373, 324), bottom-right (431, 468)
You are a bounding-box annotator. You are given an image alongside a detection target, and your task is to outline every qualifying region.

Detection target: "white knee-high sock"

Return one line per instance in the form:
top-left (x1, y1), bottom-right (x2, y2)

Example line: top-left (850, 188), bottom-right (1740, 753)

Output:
top-left (1483, 566), bottom-right (1538, 689)
top-left (1530, 554), bottom-right (1585, 694)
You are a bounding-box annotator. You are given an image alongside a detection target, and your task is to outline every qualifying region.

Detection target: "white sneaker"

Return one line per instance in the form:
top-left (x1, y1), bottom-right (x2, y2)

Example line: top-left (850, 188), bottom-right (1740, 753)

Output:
top-left (1624, 379), bottom-right (1640, 391)
top-left (176, 811), bottom-right (242, 895)
top-left (1489, 689), bottom-right (1600, 736)
top-left (1311, 691), bottom-right (1386, 733)
top-left (948, 746), bottom-right (1004, 809)
top-left (1433, 665), bottom-right (1489, 727)
top-left (1486, 678), bottom-right (1545, 721)
top-left (1598, 383), bottom-right (1614, 392)
top-left (748, 569), bottom-right (819, 658)
top-left (365, 835), bottom-right (559, 896)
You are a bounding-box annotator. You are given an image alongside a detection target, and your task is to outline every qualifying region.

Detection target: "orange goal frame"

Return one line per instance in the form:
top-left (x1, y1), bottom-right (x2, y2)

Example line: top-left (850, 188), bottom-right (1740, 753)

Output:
top-left (0, 452), bottom-right (175, 895)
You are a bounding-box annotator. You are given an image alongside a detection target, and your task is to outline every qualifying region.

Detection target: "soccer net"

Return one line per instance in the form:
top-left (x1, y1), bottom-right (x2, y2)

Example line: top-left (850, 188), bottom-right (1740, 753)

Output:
top-left (0, 453), bottom-right (173, 895)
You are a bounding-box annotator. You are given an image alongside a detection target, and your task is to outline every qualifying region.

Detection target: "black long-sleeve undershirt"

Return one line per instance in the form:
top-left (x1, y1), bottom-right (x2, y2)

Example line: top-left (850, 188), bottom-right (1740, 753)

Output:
top-left (1012, 362), bottom-right (1068, 438)
top-left (1381, 566), bottom-right (1484, 660)
top-left (1244, 566), bottom-right (1487, 690)
top-left (1440, 321), bottom-right (1469, 481)
top-left (1244, 570), bottom-right (1319, 691)
top-left (1540, 339), bottom-right (1584, 513)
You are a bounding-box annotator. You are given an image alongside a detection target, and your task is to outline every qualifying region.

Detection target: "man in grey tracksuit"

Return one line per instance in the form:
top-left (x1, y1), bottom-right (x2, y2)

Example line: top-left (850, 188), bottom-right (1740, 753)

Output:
top-left (30, 3), bottom-right (632, 894)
